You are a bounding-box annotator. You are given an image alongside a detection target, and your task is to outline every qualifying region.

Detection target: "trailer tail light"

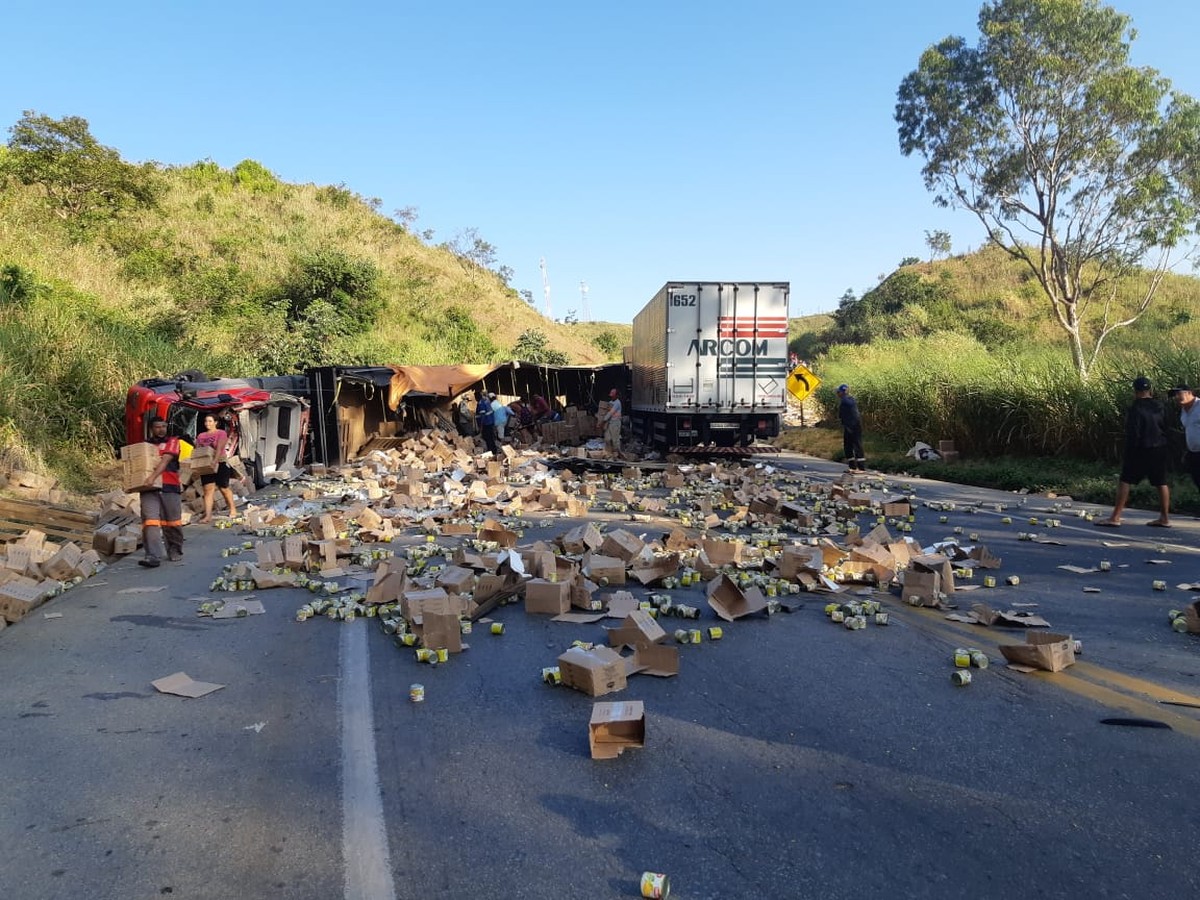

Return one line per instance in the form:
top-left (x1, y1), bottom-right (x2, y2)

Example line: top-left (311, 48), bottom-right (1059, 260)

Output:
top-left (681, 418), bottom-right (691, 430)
top-left (757, 419), bottom-right (768, 432)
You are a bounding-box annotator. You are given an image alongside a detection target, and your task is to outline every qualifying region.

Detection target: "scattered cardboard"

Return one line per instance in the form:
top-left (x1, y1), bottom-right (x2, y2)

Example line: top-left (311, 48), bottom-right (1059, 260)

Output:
top-left (558, 645), bottom-right (627, 697)
top-left (707, 574), bottom-right (767, 621)
top-left (999, 632), bottom-right (1075, 672)
top-left (212, 599), bottom-right (266, 619)
top-left (588, 701), bottom-right (645, 759)
top-left (151, 672), bottom-right (226, 698)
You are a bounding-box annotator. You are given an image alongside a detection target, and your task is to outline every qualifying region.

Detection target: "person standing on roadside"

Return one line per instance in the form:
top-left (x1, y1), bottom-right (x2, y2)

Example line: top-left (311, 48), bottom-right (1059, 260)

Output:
top-left (196, 414), bottom-right (238, 524)
top-left (1169, 384), bottom-right (1200, 494)
top-left (836, 384), bottom-right (866, 472)
top-left (475, 389), bottom-right (497, 454)
top-left (598, 388), bottom-right (623, 456)
top-left (1097, 376), bottom-right (1170, 527)
top-left (139, 416), bottom-right (184, 567)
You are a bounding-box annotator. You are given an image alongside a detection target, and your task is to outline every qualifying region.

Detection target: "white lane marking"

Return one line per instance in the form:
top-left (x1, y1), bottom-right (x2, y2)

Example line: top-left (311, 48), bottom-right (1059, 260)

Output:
top-left (340, 623), bottom-right (397, 900)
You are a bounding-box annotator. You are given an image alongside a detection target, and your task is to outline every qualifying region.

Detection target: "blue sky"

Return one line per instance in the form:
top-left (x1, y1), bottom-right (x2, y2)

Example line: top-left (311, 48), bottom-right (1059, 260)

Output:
top-left (3, 1), bottom-right (1198, 324)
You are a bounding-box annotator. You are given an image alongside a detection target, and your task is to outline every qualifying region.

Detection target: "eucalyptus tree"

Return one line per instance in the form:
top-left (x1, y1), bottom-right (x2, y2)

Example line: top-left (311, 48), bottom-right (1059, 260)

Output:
top-left (896, 0), bottom-right (1200, 379)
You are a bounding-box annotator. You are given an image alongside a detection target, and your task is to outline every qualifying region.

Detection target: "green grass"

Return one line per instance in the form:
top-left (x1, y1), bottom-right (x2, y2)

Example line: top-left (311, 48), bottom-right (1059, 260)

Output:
top-left (777, 423), bottom-right (1200, 515)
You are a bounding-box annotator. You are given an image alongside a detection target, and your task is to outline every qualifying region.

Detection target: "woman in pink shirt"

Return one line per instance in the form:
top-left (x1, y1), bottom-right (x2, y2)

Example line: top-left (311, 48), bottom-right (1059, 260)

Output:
top-left (196, 414), bottom-right (238, 523)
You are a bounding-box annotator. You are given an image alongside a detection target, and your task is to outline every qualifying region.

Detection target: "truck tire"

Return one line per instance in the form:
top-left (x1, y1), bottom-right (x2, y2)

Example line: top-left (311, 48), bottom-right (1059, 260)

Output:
top-left (250, 454), bottom-right (268, 490)
top-left (172, 369), bottom-right (210, 383)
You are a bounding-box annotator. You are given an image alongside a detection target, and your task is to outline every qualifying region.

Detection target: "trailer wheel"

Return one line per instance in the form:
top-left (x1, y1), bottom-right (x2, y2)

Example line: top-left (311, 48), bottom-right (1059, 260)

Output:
top-left (172, 369), bottom-right (210, 383)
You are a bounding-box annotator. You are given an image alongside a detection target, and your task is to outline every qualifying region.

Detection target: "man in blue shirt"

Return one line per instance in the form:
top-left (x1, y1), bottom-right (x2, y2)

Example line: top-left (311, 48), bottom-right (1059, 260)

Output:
top-left (475, 390), bottom-right (497, 454)
top-left (490, 393), bottom-right (512, 442)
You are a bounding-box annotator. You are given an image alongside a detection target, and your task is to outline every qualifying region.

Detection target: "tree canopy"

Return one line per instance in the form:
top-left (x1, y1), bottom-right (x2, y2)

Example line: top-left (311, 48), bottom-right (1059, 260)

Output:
top-left (2, 111), bottom-right (160, 226)
top-left (896, 0), bottom-right (1200, 379)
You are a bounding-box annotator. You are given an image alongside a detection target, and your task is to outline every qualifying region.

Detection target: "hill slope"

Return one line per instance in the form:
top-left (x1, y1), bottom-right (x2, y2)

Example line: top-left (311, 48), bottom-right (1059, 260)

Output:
top-left (0, 147), bottom-right (628, 489)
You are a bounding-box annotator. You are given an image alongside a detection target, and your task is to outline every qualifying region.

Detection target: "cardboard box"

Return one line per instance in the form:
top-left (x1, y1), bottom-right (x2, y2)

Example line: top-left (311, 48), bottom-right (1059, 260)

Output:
top-left (910, 554), bottom-right (956, 593)
top-left (120, 443), bottom-right (162, 492)
top-left (585, 554), bottom-right (626, 586)
top-left (188, 445), bottom-right (218, 477)
top-left (524, 578), bottom-right (571, 615)
top-left (606, 610), bottom-right (666, 649)
top-left (707, 574), bottom-right (768, 621)
top-left (113, 534), bottom-right (139, 555)
top-left (627, 643), bottom-right (679, 678)
top-left (999, 632), bottom-right (1076, 672)
top-left (558, 645), bottom-right (627, 697)
top-left (600, 529), bottom-right (645, 563)
top-left (588, 701), bottom-right (645, 759)
top-left (1184, 600), bottom-right (1200, 635)
top-left (901, 568), bottom-right (941, 607)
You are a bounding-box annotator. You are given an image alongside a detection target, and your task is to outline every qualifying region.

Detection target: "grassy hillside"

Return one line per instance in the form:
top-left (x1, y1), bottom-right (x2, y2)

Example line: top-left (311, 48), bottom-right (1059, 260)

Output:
top-left (0, 141), bottom-right (627, 491)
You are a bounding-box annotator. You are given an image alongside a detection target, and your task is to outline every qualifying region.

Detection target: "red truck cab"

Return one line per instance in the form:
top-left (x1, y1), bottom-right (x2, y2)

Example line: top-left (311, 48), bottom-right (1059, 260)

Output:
top-left (125, 375), bottom-right (310, 488)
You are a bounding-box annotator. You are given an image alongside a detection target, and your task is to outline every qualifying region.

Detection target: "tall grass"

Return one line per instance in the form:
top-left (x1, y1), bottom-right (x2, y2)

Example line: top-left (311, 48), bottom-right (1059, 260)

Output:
top-left (816, 334), bottom-right (1200, 464)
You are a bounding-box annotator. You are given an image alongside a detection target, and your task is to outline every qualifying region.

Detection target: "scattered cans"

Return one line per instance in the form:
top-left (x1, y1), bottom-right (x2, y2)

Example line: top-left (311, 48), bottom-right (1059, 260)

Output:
top-left (707, 626), bottom-right (724, 640)
top-left (951, 670), bottom-right (972, 686)
top-left (542, 666), bottom-right (562, 685)
top-left (983, 575), bottom-right (997, 588)
top-left (409, 683), bottom-right (425, 703)
top-left (1153, 580), bottom-right (1167, 591)
top-left (490, 622), bottom-right (505, 635)
top-left (1006, 575), bottom-right (1020, 586)
top-left (954, 648), bottom-right (972, 668)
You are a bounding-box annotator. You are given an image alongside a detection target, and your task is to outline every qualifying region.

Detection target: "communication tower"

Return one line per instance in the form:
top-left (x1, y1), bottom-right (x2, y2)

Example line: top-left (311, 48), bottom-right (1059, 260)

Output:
top-left (539, 257), bottom-right (552, 319)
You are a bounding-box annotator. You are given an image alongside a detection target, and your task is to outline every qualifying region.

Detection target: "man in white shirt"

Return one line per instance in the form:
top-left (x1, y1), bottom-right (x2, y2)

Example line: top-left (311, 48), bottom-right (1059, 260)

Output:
top-left (1169, 384), bottom-right (1200, 492)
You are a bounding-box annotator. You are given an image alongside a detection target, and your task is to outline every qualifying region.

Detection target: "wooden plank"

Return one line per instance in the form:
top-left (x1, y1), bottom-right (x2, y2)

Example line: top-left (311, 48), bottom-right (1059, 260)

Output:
top-left (0, 497), bottom-right (97, 544)
top-left (0, 499), bottom-right (96, 525)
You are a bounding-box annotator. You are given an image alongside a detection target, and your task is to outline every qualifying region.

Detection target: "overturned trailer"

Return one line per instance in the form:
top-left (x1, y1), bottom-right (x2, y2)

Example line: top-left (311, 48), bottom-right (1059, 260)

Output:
top-left (306, 361), bottom-right (628, 466)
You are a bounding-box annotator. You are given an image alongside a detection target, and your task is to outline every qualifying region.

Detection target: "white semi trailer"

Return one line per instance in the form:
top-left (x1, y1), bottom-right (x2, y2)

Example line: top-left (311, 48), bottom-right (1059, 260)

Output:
top-left (630, 281), bottom-right (790, 450)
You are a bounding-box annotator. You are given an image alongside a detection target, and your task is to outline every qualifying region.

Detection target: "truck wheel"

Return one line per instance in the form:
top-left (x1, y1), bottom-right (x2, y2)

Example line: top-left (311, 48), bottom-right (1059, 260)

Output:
top-left (251, 455), bottom-right (268, 490)
top-left (172, 369), bottom-right (210, 383)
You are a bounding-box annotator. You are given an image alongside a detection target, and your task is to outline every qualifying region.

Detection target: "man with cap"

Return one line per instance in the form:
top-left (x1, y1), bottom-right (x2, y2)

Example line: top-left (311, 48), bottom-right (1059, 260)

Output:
top-left (599, 388), bottom-right (623, 456)
top-left (836, 384), bottom-right (866, 472)
top-left (1169, 384), bottom-right (1200, 494)
top-left (474, 389), bottom-right (497, 454)
top-left (1097, 376), bottom-right (1170, 527)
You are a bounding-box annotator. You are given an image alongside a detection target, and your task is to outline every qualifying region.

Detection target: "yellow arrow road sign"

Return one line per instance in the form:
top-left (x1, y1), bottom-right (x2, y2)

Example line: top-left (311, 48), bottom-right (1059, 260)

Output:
top-left (786, 364), bottom-right (820, 402)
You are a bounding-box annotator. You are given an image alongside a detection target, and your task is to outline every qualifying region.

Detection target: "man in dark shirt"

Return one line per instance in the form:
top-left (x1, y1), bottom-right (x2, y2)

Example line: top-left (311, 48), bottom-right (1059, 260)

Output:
top-left (139, 417), bottom-right (184, 567)
top-left (1097, 376), bottom-right (1170, 527)
top-left (836, 384), bottom-right (866, 471)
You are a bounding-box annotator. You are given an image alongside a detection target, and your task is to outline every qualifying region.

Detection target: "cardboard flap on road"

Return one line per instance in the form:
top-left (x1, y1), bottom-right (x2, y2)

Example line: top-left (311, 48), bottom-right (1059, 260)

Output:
top-left (627, 643), bottom-right (679, 678)
top-left (970, 545), bottom-right (1003, 569)
top-left (999, 632), bottom-right (1075, 672)
top-left (604, 591), bottom-right (640, 619)
top-left (588, 701), bottom-right (645, 759)
top-left (151, 672), bottom-right (226, 699)
top-left (701, 538), bottom-right (745, 566)
top-left (707, 574), bottom-right (768, 621)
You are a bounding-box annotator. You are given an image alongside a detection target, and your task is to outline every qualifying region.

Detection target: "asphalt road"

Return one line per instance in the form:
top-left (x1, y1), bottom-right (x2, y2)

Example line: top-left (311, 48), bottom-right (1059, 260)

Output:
top-left (2, 452), bottom-right (1198, 900)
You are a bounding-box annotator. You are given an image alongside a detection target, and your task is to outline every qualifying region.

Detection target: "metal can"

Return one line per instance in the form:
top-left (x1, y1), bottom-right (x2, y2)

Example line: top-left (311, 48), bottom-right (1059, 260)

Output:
top-left (640, 872), bottom-right (670, 899)
top-left (1072, 639), bottom-right (1083, 654)
top-left (830, 609), bottom-right (846, 623)
top-left (490, 622), bottom-right (505, 635)
top-left (954, 648), bottom-right (972, 668)
top-left (674, 629), bottom-right (691, 644)
top-left (1006, 575), bottom-right (1020, 586)
top-left (688, 629), bottom-right (702, 644)
top-left (410, 683), bottom-right (425, 703)
top-left (969, 650), bottom-right (989, 669)
top-left (541, 666), bottom-right (562, 685)
top-left (400, 632), bottom-right (417, 646)
top-left (415, 648), bottom-right (433, 662)
top-left (1172, 617), bottom-right (1189, 633)
top-left (460, 620), bottom-right (472, 634)
top-left (951, 670), bottom-right (972, 686)
top-left (708, 626), bottom-right (723, 640)
top-left (1152, 580), bottom-right (1167, 591)
top-left (874, 612), bottom-right (889, 626)
top-left (1099, 560), bottom-right (1111, 572)
top-left (436, 648), bottom-right (449, 663)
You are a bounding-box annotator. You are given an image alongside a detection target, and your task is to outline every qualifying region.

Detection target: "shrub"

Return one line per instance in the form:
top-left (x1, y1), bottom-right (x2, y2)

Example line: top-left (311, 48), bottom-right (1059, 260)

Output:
top-left (232, 159), bottom-right (281, 194)
top-left (513, 328), bottom-right (569, 365)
